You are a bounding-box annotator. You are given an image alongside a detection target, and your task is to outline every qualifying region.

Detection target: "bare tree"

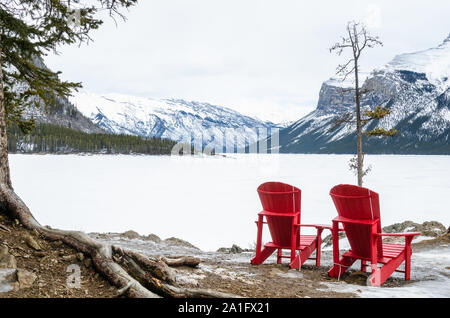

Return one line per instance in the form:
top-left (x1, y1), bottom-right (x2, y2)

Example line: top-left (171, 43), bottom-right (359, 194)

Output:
top-left (330, 21), bottom-right (383, 186)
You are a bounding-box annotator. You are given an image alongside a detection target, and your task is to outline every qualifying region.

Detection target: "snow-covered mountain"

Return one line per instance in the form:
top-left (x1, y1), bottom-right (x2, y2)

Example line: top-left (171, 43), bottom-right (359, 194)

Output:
top-left (277, 34), bottom-right (450, 154)
top-left (11, 58), bottom-right (105, 134)
top-left (71, 92), bottom-right (281, 151)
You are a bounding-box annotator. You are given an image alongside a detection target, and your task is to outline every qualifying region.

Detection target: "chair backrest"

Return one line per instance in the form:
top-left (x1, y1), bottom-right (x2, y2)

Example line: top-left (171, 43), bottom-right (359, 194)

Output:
top-left (330, 184), bottom-right (383, 259)
top-left (257, 182), bottom-right (301, 247)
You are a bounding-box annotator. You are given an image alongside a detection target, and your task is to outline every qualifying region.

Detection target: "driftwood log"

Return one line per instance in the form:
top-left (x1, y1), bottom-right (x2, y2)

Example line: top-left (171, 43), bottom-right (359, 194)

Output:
top-left (0, 184), bottom-right (237, 298)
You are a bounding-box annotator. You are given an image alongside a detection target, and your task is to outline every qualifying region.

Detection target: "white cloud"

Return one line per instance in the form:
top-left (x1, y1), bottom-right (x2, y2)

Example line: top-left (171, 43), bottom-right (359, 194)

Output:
top-left (44, 0), bottom-right (450, 122)
top-left (365, 3), bottom-right (382, 29)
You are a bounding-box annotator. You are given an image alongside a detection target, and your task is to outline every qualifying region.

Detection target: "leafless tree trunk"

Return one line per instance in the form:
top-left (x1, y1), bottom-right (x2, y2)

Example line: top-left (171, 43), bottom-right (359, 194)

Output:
top-left (352, 26), bottom-right (364, 187)
top-left (330, 22), bottom-right (382, 186)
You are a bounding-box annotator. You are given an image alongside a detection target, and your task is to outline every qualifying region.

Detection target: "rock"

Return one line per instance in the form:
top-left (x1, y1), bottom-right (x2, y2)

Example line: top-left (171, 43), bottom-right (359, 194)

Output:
top-left (0, 246), bottom-right (17, 269)
top-left (76, 252), bottom-right (85, 262)
top-left (83, 258), bottom-right (92, 268)
top-left (383, 221), bottom-right (446, 237)
top-left (323, 221), bottom-right (448, 247)
top-left (34, 251), bottom-right (46, 258)
top-left (120, 230), bottom-right (141, 239)
top-left (0, 275), bottom-right (16, 288)
top-left (0, 268), bottom-right (17, 293)
top-left (230, 244), bottom-right (243, 253)
top-left (217, 244), bottom-right (247, 253)
top-left (164, 237), bottom-right (199, 250)
top-left (143, 233), bottom-right (161, 243)
top-left (24, 233), bottom-right (42, 251)
top-left (16, 269), bottom-right (37, 289)
top-left (322, 232), bottom-right (347, 248)
top-left (62, 254), bottom-right (77, 262)
top-left (12, 282), bottom-right (20, 292)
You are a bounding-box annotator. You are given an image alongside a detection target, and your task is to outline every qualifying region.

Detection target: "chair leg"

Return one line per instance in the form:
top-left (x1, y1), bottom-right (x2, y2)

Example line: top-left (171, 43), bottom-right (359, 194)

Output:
top-left (361, 260), bottom-right (367, 272)
top-left (405, 248), bottom-right (412, 281)
top-left (328, 255), bottom-right (356, 278)
top-left (316, 229), bottom-right (323, 266)
top-left (405, 237), bottom-right (413, 281)
top-left (289, 253), bottom-right (301, 270)
top-left (251, 246), bottom-right (277, 265)
top-left (289, 241), bottom-right (316, 270)
top-left (368, 253), bottom-right (405, 286)
top-left (252, 215), bottom-right (264, 265)
top-left (315, 247), bottom-right (321, 267)
top-left (277, 249), bottom-right (282, 264)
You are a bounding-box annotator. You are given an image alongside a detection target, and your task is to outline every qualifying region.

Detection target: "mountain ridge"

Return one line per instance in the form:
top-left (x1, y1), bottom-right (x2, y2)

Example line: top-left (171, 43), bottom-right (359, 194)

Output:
top-left (276, 35), bottom-right (450, 154)
top-left (71, 91), bottom-right (282, 151)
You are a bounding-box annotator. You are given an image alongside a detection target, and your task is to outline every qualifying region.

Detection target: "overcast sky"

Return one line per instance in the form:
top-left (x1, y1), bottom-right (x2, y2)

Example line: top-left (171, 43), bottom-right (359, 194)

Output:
top-left (44, 0), bottom-right (450, 123)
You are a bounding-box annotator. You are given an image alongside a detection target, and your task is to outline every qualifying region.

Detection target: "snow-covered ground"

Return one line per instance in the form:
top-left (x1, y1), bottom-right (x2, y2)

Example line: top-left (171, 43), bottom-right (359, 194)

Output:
top-left (93, 234), bottom-right (450, 298)
top-left (9, 154), bottom-right (450, 252)
top-left (319, 246), bottom-right (450, 298)
top-left (8, 153), bottom-right (450, 298)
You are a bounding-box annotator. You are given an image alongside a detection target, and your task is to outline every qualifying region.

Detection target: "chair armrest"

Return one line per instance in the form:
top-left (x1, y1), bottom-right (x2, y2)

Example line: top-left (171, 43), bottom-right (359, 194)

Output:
top-left (296, 224), bottom-right (328, 229)
top-left (375, 232), bottom-right (421, 237)
top-left (375, 232), bottom-right (421, 247)
top-left (294, 224), bottom-right (345, 234)
top-left (258, 211), bottom-right (300, 218)
top-left (333, 216), bottom-right (379, 226)
top-left (297, 224), bottom-right (338, 231)
top-left (254, 221), bottom-right (268, 225)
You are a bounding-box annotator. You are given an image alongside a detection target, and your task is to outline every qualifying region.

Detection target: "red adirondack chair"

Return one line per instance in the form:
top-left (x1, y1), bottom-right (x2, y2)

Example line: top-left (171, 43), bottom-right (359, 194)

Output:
top-left (251, 182), bottom-right (331, 270)
top-left (328, 184), bottom-right (421, 286)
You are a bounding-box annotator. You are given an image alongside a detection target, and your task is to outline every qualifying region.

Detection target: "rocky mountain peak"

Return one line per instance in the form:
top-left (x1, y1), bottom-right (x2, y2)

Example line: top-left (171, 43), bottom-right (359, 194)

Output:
top-left (275, 35), bottom-right (450, 154)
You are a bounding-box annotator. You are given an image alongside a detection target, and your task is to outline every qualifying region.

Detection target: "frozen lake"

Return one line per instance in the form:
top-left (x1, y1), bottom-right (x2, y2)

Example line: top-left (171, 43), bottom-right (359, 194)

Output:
top-left (9, 154), bottom-right (450, 252)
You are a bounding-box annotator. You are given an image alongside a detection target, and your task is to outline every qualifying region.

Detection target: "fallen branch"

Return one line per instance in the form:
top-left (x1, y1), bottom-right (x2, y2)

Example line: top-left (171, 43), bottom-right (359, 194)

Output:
top-left (0, 222), bottom-right (10, 232)
top-left (161, 256), bottom-right (200, 268)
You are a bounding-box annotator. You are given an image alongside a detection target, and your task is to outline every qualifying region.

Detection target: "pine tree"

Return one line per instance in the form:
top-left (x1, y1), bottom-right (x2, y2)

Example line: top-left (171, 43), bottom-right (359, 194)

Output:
top-left (1, 0), bottom-right (137, 186)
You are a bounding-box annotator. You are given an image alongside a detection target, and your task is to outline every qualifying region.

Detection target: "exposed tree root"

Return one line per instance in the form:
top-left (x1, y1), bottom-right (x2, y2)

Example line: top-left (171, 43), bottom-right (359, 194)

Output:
top-left (0, 183), bottom-right (238, 298)
top-left (112, 246), bottom-right (177, 285)
top-left (117, 250), bottom-right (238, 298)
